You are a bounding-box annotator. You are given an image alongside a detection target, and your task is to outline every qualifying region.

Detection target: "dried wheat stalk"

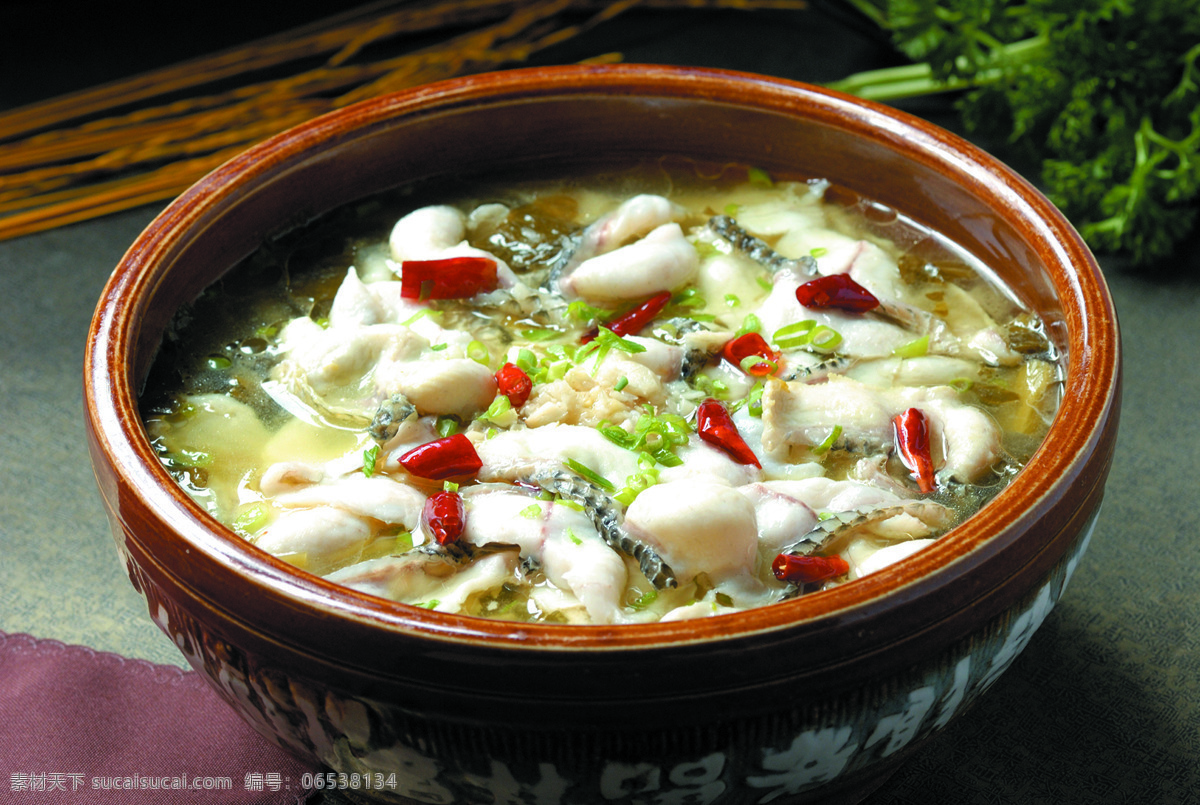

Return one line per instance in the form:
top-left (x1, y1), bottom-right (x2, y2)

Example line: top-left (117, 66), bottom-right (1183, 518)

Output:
top-left (0, 0), bottom-right (806, 241)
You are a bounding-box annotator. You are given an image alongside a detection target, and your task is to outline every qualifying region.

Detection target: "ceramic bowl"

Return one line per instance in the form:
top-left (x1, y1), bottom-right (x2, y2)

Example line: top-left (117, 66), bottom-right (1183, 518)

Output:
top-left (84, 64), bottom-right (1120, 805)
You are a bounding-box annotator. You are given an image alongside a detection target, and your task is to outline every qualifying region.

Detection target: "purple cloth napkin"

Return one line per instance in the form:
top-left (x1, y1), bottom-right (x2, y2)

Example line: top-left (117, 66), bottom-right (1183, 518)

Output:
top-left (1, 631), bottom-right (319, 803)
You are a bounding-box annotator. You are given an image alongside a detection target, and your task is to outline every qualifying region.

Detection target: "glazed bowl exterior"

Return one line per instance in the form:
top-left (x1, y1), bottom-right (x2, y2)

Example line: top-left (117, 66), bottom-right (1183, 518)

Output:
top-left (85, 65), bottom-right (1120, 804)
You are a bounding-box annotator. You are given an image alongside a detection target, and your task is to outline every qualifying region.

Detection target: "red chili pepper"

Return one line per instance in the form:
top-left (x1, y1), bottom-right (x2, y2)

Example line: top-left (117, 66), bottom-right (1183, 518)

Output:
top-left (399, 256), bottom-right (498, 300)
top-left (398, 434), bottom-right (482, 480)
top-left (892, 407), bottom-right (936, 493)
top-left (422, 490), bottom-right (465, 545)
top-left (581, 291), bottom-right (672, 344)
top-left (495, 362), bottom-right (532, 407)
top-left (722, 332), bottom-right (780, 377)
top-left (795, 273), bottom-right (879, 313)
top-left (696, 398), bottom-right (761, 467)
top-left (772, 553), bottom-right (850, 584)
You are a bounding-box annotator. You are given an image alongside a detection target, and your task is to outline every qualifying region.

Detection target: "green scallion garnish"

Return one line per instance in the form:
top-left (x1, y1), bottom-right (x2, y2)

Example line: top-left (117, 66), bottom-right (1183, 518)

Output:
top-left (467, 340), bottom-right (490, 366)
top-left (564, 458), bottom-right (615, 492)
top-left (811, 424), bottom-right (843, 455)
top-left (232, 502), bottom-right (270, 536)
top-left (748, 166), bottom-right (773, 187)
top-left (892, 334), bottom-right (930, 358)
top-left (809, 325), bottom-right (843, 353)
top-left (362, 444), bottom-right (380, 478)
top-left (735, 313), bottom-right (762, 338)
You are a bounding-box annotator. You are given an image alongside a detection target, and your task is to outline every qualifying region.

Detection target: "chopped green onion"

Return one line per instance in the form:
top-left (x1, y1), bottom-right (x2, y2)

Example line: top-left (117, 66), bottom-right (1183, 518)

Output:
top-left (435, 415), bottom-right (460, 438)
top-left (735, 313), bottom-right (762, 338)
top-left (630, 589), bottom-right (658, 610)
top-left (486, 428), bottom-right (498, 439)
top-left (417, 600), bottom-right (441, 609)
top-left (480, 395), bottom-right (512, 424)
top-left (892, 334), bottom-right (930, 358)
top-left (166, 448), bottom-right (212, 468)
top-left (724, 293), bottom-right (741, 308)
top-left (515, 348), bottom-right (538, 374)
top-left (723, 202), bottom-right (741, 216)
top-left (520, 327), bottom-right (561, 341)
top-left (809, 247), bottom-right (829, 258)
top-left (614, 376), bottom-right (629, 392)
top-left (739, 354), bottom-right (777, 374)
top-left (443, 481), bottom-right (459, 493)
top-left (232, 502), bottom-right (269, 536)
top-left (362, 445), bottom-right (380, 478)
top-left (430, 342), bottom-right (449, 351)
top-left (206, 354), bottom-right (231, 370)
top-left (576, 327), bottom-right (646, 374)
top-left (949, 377), bottom-right (973, 393)
top-left (554, 496), bottom-right (584, 512)
top-left (811, 424), bottom-right (843, 455)
top-left (567, 300), bottom-right (612, 323)
top-left (519, 504), bottom-right (543, 520)
top-left (564, 458), bottom-right (615, 492)
top-left (693, 240), bottom-right (721, 259)
top-left (467, 340), bottom-right (490, 366)
top-left (598, 425), bottom-right (637, 450)
top-left (400, 308), bottom-right (438, 327)
top-left (756, 276), bottom-right (774, 292)
top-left (314, 317), bottom-right (330, 329)
top-left (773, 320), bottom-right (817, 349)
top-left (381, 530), bottom-right (414, 551)
top-left (670, 287), bottom-right (707, 310)
top-left (746, 381), bottom-right (765, 417)
top-left (809, 325), bottom-right (843, 353)
top-left (748, 166), bottom-right (773, 187)
top-left (566, 528), bottom-right (583, 545)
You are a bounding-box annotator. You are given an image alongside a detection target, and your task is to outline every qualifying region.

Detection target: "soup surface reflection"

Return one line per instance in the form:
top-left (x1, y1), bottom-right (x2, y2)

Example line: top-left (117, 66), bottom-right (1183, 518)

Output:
top-left (141, 161), bottom-right (1061, 624)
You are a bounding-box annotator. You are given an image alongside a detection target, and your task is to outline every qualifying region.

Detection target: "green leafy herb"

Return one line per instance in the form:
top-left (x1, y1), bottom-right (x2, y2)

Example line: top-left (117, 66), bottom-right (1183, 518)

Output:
top-left (829, 0), bottom-right (1200, 267)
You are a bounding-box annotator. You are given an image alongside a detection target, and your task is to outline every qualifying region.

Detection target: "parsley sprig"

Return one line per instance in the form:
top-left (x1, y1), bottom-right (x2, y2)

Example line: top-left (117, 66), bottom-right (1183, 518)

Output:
top-left (830, 0), bottom-right (1200, 267)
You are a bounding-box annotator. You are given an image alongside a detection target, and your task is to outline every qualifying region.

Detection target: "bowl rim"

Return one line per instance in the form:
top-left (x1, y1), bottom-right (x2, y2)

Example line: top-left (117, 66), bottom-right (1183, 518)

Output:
top-left (85, 63), bottom-right (1120, 659)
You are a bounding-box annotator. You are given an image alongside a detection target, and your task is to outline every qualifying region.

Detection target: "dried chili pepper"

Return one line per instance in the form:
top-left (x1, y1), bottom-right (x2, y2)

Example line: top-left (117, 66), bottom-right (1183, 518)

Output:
top-left (422, 490), bottom-right (465, 545)
top-left (696, 398), bottom-right (761, 467)
top-left (772, 553), bottom-right (850, 584)
top-left (892, 407), bottom-right (936, 493)
top-left (795, 273), bottom-right (879, 313)
top-left (495, 362), bottom-right (532, 407)
top-left (581, 291), bottom-right (671, 344)
top-left (721, 332), bottom-right (780, 377)
top-left (399, 256), bottom-right (498, 300)
top-left (398, 434), bottom-right (482, 480)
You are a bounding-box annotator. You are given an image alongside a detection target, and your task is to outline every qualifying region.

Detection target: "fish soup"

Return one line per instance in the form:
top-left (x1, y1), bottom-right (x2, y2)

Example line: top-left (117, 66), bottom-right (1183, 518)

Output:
top-left (141, 159), bottom-right (1061, 625)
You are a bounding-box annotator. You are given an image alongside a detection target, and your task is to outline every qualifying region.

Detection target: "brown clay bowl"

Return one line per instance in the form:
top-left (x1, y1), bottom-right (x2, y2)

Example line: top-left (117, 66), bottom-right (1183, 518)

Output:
top-left (84, 64), bottom-right (1120, 804)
